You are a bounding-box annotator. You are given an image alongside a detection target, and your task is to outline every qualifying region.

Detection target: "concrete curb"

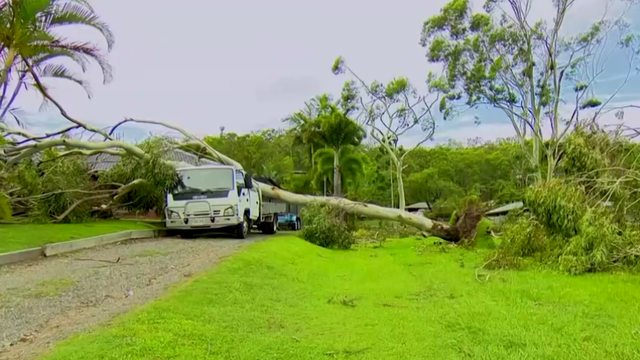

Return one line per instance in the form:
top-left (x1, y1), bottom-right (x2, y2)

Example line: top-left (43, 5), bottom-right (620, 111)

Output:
top-left (43, 229), bottom-right (158, 257)
top-left (0, 228), bottom-right (167, 266)
top-left (0, 247), bottom-right (44, 266)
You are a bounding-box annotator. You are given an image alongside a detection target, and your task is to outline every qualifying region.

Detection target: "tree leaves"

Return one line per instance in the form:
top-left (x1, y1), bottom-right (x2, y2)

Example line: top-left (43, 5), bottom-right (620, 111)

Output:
top-left (0, 191), bottom-right (11, 220)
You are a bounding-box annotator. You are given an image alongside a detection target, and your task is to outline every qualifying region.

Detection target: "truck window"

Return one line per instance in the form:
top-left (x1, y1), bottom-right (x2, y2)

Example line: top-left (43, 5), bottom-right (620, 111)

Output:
top-left (236, 171), bottom-right (245, 188)
top-left (173, 168), bottom-right (234, 194)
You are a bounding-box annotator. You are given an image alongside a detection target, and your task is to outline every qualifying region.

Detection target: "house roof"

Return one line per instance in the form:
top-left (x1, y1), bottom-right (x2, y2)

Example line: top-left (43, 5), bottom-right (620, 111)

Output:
top-left (486, 201), bottom-right (524, 216)
top-left (405, 202), bottom-right (431, 210)
top-left (86, 148), bottom-right (218, 171)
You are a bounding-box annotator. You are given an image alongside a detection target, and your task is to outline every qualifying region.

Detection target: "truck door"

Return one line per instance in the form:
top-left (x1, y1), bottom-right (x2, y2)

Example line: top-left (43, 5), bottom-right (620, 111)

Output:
top-left (235, 170), bottom-right (251, 218)
top-left (249, 188), bottom-right (260, 221)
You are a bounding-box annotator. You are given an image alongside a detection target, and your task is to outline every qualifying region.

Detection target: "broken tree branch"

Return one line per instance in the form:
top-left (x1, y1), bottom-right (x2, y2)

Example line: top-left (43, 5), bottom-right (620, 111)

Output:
top-left (24, 60), bottom-right (113, 140)
top-left (5, 138), bottom-right (149, 165)
top-left (54, 179), bottom-right (146, 222)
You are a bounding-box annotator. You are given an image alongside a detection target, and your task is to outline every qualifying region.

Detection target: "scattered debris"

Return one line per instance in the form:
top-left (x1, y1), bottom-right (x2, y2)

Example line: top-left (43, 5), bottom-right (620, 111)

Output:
top-left (75, 257), bottom-right (121, 264)
top-left (327, 295), bottom-right (358, 307)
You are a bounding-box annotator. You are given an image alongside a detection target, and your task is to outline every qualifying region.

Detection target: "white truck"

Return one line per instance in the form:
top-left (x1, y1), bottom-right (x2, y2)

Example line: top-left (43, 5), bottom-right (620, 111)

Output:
top-left (164, 164), bottom-right (286, 238)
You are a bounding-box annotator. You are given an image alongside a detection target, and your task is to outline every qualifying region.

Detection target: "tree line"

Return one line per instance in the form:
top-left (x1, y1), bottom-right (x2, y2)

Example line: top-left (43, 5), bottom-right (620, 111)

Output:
top-left (204, 103), bottom-right (529, 219)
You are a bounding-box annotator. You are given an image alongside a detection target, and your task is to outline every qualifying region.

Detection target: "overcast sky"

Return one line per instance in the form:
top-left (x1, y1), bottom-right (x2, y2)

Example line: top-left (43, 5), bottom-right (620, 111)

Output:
top-left (10, 0), bottom-right (640, 145)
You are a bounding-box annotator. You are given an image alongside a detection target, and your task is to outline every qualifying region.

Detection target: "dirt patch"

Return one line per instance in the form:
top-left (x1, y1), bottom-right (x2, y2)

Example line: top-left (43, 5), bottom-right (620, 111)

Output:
top-left (0, 236), bottom-right (259, 360)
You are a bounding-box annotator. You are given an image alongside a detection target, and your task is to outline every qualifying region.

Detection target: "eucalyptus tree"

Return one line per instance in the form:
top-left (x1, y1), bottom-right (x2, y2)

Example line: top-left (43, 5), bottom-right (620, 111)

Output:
top-left (332, 57), bottom-right (440, 210)
top-left (420, 0), bottom-right (640, 182)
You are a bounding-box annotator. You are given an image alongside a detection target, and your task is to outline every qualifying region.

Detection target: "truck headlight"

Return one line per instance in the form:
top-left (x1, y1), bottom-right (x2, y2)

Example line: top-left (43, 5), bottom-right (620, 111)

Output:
top-left (223, 206), bottom-right (235, 216)
top-left (168, 209), bottom-right (182, 219)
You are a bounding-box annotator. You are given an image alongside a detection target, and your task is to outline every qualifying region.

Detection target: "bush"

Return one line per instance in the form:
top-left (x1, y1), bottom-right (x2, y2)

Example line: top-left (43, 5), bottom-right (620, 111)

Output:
top-left (300, 203), bottom-right (355, 250)
top-left (474, 218), bottom-right (496, 249)
top-left (488, 215), bottom-right (547, 270)
top-left (554, 208), bottom-right (638, 274)
top-left (0, 192), bottom-right (11, 220)
top-left (492, 181), bottom-right (640, 274)
top-left (524, 180), bottom-right (586, 237)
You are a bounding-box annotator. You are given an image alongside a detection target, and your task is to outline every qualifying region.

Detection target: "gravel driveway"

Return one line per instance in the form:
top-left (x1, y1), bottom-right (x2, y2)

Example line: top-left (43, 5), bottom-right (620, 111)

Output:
top-left (0, 235), bottom-right (261, 360)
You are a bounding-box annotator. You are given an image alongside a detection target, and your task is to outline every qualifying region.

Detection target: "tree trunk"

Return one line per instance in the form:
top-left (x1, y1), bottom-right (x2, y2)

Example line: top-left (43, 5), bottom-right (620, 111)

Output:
top-left (333, 150), bottom-right (341, 197)
top-left (310, 144), bottom-right (314, 168)
top-left (260, 184), bottom-right (480, 243)
top-left (390, 159), bottom-right (394, 208)
top-left (0, 48), bottom-right (16, 89)
top-left (546, 149), bottom-right (556, 182)
top-left (396, 160), bottom-right (405, 210)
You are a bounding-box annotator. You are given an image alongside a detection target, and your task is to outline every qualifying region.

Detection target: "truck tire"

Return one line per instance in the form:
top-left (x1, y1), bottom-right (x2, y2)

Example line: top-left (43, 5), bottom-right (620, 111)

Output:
top-left (180, 231), bottom-right (196, 239)
top-left (236, 215), bottom-right (250, 239)
top-left (262, 215), bottom-right (278, 235)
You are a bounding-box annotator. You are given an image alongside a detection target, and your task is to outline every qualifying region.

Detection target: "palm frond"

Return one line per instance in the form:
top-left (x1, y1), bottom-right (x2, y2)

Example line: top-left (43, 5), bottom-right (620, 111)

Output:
top-left (31, 47), bottom-right (90, 71)
top-left (8, 109), bottom-right (27, 128)
top-left (66, 0), bottom-right (95, 12)
top-left (0, 0), bottom-right (113, 92)
top-left (340, 154), bottom-right (365, 177)
top-left (17, 0), bottom-right (51, 23)
top-left (338, 144), bottom-right (359, 159)
top-left (314, 148), bottom-right (335, 168)
top-left (38, 63), bottom-right (91, 97)
top-left (48, 2), bottom-right (114, 50)
top-left (47, 40), bottom-right (112, 83)
top-left (37, 92), bottom-right (51, 111)
top-left (312, 148), bottom-right (335, 183)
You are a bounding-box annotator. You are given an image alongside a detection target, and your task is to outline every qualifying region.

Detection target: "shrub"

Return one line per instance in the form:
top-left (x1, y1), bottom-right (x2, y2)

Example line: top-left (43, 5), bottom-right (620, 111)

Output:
top-left (474, 218), bottom-right (496, 249)
top-left (300, 203), bottom-right (355, 250)
top-left (492, 180), bottom-right (640, 274)
top-left (488, 216), bottom-right (547, 270)
top-left (555, 208), bottom-right (638, 274)
top-left (3, 151), bottom-right (93, 222)
top-left (524, 180), bottom-right (586, 237)
top-left (0, 192), bottom-right (11, 220)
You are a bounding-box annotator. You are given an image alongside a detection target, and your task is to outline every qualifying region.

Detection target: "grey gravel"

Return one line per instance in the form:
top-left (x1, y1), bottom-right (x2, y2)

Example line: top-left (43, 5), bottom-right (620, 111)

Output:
top-left (0, 235), bottom-right (260, 360)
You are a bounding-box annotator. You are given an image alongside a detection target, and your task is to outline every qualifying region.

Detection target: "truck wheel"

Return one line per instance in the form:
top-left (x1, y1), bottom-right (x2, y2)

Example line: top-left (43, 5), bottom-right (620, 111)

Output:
top-left (262, 215), bottom-right (278, 235)
top-left (180, 232), bottom-right (195, 239)
top-left (236, 215), bottom-right (250, 239)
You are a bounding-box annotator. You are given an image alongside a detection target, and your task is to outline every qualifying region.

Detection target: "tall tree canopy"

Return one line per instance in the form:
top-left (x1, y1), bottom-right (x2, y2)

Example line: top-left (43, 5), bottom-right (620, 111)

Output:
top-left (420, 0), bottom-right (640, 182)
top-left (332, 57), bottom-right (440, 209)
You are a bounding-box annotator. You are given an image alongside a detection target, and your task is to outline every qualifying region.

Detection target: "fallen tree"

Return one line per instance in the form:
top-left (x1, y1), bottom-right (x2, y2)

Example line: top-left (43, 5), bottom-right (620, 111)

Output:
top-left (0, 71), bottom-right (482, 241)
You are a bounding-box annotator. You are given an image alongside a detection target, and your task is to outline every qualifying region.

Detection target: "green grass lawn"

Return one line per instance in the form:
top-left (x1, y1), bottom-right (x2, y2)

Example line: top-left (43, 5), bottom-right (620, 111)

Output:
top-left (41, 237), bottom-right (640, 360)
top-left (0, 221), bottom-right (154, 254)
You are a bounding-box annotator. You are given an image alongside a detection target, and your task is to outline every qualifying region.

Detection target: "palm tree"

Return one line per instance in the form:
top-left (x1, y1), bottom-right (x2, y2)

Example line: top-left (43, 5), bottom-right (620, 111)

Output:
top-left (283, 94), bottom-right (333, 168)
top-left (313, 145), bottom-right (364, 197)
top-left (0, 0), bottom-right (114, 122)
top-left (315, 107), bottom-right (365, 197)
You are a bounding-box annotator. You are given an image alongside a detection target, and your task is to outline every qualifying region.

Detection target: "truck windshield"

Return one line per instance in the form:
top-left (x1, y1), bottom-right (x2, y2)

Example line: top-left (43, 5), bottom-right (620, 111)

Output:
top-left (173, 168), bottom-right (234, 195)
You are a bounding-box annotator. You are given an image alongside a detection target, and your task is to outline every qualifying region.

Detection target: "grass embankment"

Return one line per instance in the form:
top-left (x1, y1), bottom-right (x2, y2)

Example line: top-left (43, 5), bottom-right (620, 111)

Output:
top-left (42, 237), bottom-right (640, 360)
top-left (0, 221), bottom-right (155, 254)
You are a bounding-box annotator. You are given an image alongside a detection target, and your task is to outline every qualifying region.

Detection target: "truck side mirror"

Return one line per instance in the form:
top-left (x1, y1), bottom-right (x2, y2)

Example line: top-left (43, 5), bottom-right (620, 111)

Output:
top-left (245, 173), bottom-right (254, 189)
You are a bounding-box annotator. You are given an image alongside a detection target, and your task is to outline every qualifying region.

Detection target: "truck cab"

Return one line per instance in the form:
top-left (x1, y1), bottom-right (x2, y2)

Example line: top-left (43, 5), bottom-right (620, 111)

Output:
top-left (164, 165), bottom-right (281, 238)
